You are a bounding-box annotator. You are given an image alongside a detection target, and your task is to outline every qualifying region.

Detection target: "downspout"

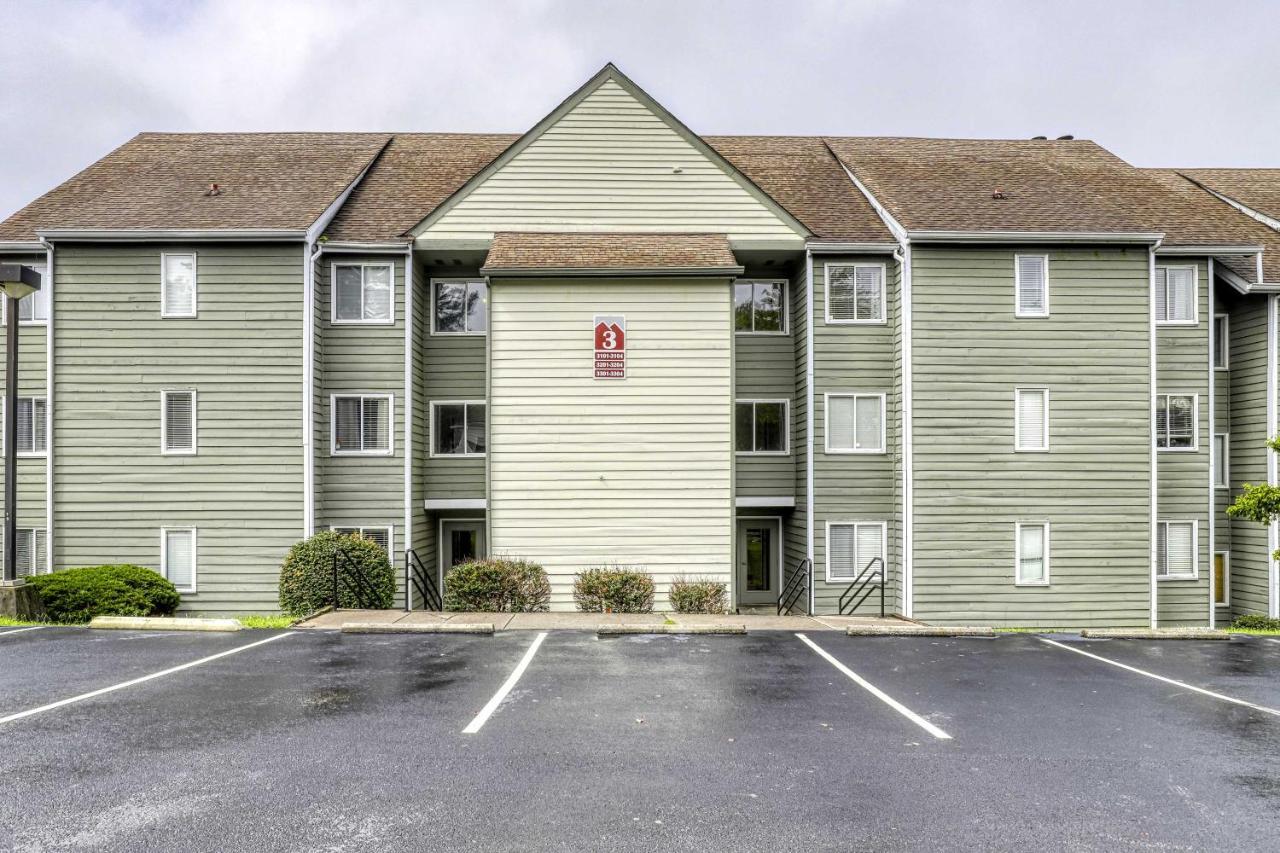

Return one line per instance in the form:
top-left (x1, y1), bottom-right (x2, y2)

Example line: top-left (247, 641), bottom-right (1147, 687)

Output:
top-left (805, 248), bottom-right (815, 614)
top-left (403, 245), bottom-right (414, 608)
top-left (899, 241), bottom-right (913, 618)
top-left (42, 239), bottom-right (54, 573)
top-left (302, 241), bottom-right (315, 537)
top-left (1207, 258), bottom-right (1215, 629)
top-left (1149, 243), bottom-right (1161, 629)
top-left (1270, 294), bottom-right (1279, 618)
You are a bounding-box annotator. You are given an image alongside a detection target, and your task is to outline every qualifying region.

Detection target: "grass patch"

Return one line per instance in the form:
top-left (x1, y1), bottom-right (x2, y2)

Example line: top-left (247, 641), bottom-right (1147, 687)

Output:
top-left (235, 614), bottom-right (296, 630)
top-left (0, 616), bottom-right (49, 628)
top-left (993, 627), bottom-right (1080, 634)
top-left (1226, 627), bottom-right (1280, 636)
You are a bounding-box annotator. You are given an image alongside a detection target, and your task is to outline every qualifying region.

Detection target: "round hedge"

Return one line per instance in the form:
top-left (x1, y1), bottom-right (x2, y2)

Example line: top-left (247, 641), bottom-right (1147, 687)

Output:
top-left (669, 577), bottom-right (728, 614)
top-left (27, 565), bottom-right (180, 624)
top-left (573, 567), bottom-right (654, 613)
top-left (444, 559), bottom-right (550, 612)
top-left (279, 530), bottom-right (396, 616)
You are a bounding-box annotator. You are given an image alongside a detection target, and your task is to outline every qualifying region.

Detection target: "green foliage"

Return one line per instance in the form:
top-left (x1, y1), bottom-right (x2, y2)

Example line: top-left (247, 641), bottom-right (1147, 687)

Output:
top-left (443, 558), bottom-right (550, 612)
top-left (278, 530), bottom-right (396, 617)
top-left (573, 567), bottom-right (655, 613)
top-left (668, 577), bottom-right (728, 614)
top-left (1225, 483), bottom-right (1280, 525)
top-left (1231, 614), bottom-right (1280, 632)
top-left (27, 565), bottom-right (180, 624)
top-left (235, 614), bottom-right (296, 629)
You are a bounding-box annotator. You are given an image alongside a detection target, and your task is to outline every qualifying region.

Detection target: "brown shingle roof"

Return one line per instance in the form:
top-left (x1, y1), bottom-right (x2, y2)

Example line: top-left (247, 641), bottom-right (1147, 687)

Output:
top-left (480, 232), bottom-right (740, 274)
top-left (1181, 169), bottom-right (1280, 223)
top-left (0, 133), bottom-right (391, 241)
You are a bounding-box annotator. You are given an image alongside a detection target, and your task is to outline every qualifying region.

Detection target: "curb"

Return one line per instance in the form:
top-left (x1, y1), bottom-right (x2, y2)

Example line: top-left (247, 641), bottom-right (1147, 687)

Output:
top-left (597, 624), bottom-right (747, 636)
top-left (1080, 628), bottom-right (1231, 641)
top-left (88, 616), bottom-right (243, 632)
top-left (340, 622), bottom-right (494, 635)
top-left (845, 625), bottom-right (996, 637)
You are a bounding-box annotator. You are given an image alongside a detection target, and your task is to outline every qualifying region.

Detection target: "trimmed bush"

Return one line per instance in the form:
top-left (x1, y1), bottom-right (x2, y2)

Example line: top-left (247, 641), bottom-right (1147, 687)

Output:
top-left (573, 567), bottom-right (655, 613)
top-left (669, 577), bottom-right (728, 614)
top-left (27, 565), bottom-right (180, 624)
top-left (444, 559), bottom-right (550, 612)
top-left (1232, 614), bottom-right (1280, 632)
top-left (278, 530), bottom-right (396, 617)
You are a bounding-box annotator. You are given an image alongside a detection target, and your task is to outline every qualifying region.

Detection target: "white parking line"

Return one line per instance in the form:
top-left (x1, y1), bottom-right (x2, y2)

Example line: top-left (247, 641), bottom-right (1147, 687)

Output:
top-left (0, 627), bottom-right (43, 637)
top-left (463, 631), bottom-right (547, 735)
top-left (0, 632), bottom-right (293, 726)
top-left (796, 633), bottom-right (952, 740)
top-left (1265, 638), bottom-right (1280, 646)
top-left (1041, 638), bottom-right (1280, 718)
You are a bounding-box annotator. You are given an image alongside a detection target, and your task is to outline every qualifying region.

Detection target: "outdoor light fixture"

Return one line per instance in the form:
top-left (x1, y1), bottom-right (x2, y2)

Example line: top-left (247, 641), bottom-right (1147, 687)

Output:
top-left (0, 263), bottom-right (41, 616)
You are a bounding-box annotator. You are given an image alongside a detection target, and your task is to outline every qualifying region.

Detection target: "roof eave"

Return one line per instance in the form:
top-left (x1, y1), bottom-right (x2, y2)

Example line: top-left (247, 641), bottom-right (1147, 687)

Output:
top-left (1156, 244), bottom-right (1264, 255)
top-left (480, 265), bottom-right (744, 278)
top-left (905, 229), bottom-right (1165, 245)
top-left (805, 240), bottom-right (900, 254)
top-left (36, 228), bottom-right (306, 242)
top-left (0, 240), bottom-right (47, 252)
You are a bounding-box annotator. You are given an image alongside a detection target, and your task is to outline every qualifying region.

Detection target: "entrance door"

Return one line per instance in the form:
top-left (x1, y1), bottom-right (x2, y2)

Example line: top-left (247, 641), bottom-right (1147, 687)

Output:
top-left (440, 519), bottom-right (486, 575)
top-left (736, 517), bottom-right (781, 607)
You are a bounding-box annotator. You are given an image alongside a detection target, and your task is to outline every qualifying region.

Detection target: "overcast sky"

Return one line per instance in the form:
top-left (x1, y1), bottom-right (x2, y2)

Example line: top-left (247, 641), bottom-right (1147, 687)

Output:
top-left (1, 0), bottom-right (1277, 221)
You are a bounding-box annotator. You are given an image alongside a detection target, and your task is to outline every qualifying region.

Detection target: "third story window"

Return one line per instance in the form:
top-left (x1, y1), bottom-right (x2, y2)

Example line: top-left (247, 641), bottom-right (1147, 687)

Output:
top-left (735, 401), bottom-right (787, 453)
top-left (826, 393), bottom-right (885, 453)
top-left (1015, 388), bottom-right (1049, 451)
top-left (161, 253), bottom-right (196, 317)
top-left (161, 390), bottom-right (196, 455)
top-left (433, 402), bottom-right (486, 456)
top-left (734, 280), bottom-right (785, 333)
top-left (334, 264), bottom-right (393, 323)
top-left (1155, 266), bottom-right (1196, 324)
top-left (332, 395), bottom-right (392, 454)
top-left (434, 280), bottom-right (488, 333)
top-left (1015, 255), bottom-right (1049, 317)
top-left (1155, 394), bottom-right (1196, 450)
top-left (1156, 521), bottom-right (1196, 579)
top-left (15, 263), bottom-right (49, 323)
top-left (826, 264), bottom-right (884, 323)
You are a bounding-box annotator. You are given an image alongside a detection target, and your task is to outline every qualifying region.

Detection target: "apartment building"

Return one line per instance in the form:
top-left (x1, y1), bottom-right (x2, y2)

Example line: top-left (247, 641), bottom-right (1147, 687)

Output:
top-left (1, 64), bottom-right (1278, 626)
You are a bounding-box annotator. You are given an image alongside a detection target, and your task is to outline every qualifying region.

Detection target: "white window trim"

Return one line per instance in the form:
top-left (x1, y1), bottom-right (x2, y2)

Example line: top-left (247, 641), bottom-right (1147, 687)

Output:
top-left (160, 251), bottom-right (198, 319)
top-left (1214, 433), bottom-right (1230, 489)
top-left (1156, 519), bottom-right (1199, 581)
top-left (429, 399), bottom-right (486, 458)
top-left (824, 520), bottom-right (888, 583)
top-left (160, 527), bottom-right (197, 593)
top-left (735, 398), bottom-right (790, 456)
top-left (1014, 521), bottom-right (1051, 586)
top-left (160, 389), bottom-right (197, 456)
top-left (1155, 265), bottom-right (1198, 326)
top-left (329, 392), bottom-right (395, 456)
top-left (1014, 387), bottom-right (1050, 452)
top-left (330, 525), bottom-right (394, 556)
top-left (1013, 254), bottom-right (1050, 318)
top-left (12, 527), bottom-right (46, 577)
top-left (1214, 313), bottom-right (1229, 370)
top-left (1214, 551), bottom-right (1231, 606)
top-left (823, 392), bottom-right (887, 455)
top-left (6, 396), bottom-right (48, 458)
top-left (735, 279), bottom-right (790, 335)
top-left (1156, 392), bottom-right (1199, 452)
top-left (330, 262), bottom-right (395, 326)
top-left (824, 262), bottom-right (887, 325)
top-left (2, 262), bottom-right (49, 326)
top-left (430, 278), bottom-right (487, 336)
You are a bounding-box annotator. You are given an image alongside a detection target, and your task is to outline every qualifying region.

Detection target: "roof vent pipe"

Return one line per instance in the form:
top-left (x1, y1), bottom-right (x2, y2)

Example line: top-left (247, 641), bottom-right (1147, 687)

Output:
top-left (1031, 136), bottom-right (1048, 140)
top-left (1056, 135), bottom-right (1074, 140)
top-left (205, 183), bottom-right (222, 197)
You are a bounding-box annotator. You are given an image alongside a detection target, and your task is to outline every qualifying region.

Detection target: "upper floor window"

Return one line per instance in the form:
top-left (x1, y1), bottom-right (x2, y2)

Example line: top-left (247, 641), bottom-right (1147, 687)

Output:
top-left (825, 393), bottom-right (885, 453)
top-left (1155, 266), bottom-right (1196, 324)
top-left (735, 400), bottom-right (788, 454)
top-left (734, 280), bottom-right (785, 333)
top-left (1155, 393), bottom-right (1196, 451)
top-left (161, 253), bottom-right (197, 318)
top-left (10, 262), bottom-right (49, 324)
top-left (433, 280), bottom-right (488, 334)
top-left (331, 394), bottom-right (393, 455)
top-left (161, 390), bottom-right (196, 455)
top-left (826, 264), bottom-right (885, 324)
top-left (11, 397), bottom-right (47, 457)
top-left (1214, 434), bottom-right (1229, 488)
top-left (1213, 314), bottom-right (1229, 369)
top-left (1014, 255), bottom-right (1049, 318)
top-left (333, 263), bottom-right (393, 323)
top-left (1014, 387), bottom-right (1049, 452)
top-left (431, 401), bottom-right (485, 457)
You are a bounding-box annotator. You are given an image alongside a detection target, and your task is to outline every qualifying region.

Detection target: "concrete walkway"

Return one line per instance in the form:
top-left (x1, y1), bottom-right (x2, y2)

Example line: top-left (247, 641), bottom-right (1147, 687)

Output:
top-left (296, 609), bottom-right (907, 632)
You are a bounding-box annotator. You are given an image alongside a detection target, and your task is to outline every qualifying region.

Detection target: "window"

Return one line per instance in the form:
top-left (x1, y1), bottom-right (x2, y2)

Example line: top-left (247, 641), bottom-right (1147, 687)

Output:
top-left (433, 279), bottom-right (488, 334)
top-left (11, 262), bottom-right (49, 324)
top-left (734, 280), bottom-right (786, 333)
top-left (1213, 552), bottom-right (1230, 606)
top-left (161, 390), bottom-right (196, 455)
top-left (161, 527), bottom-right (196, 592)
top-left (827, 522), bottom-right (886, 582)
top-left (431, 401), bottom-right (485, 456)
top-left (1156, 521), bottom-right (1197, 580)
top-left (331, 394), bottom-right (393, 455)
top-left (5, 528), bottom-right (46, 577)
top-left (825, 393), bottom-right (885, 453)
top-left (1214, 434), bottom-right (1229, 488)
top-left (332, 526), bottom-right (392, 556)
top-left (1015, 522), bottom-right (1049, 585)
top-left (1154, 266), bottom-right (1196, 324)
top-left (1213, 314), bottom-right (1229, 369)
top-left (1155, 394), bottom-right (1196, 450)
top-left (735, 400), bottom-right (788, 454)
top-left (1014, 255), bottom-right (1049, 318)
top-left (161, 253), bottom-right (197, 318)
top-left (4, 397), bottom-right (47, 456)
top-left (1014, 388), bottom-right (1049, 452)
top-left (826, 264), bottom-right (885, 324)
top-left (333, 263), bottom-right (393, 323)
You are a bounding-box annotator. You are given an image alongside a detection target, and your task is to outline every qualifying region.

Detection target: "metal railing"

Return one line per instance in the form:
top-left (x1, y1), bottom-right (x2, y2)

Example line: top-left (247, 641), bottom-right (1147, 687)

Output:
top-left (838, 557), bottom-right (885, 617)
top-left (331, 547), bottom-right (385, 610)
top-left (404, 548), bottom-right (442, 612)
top-left (778, 557), bottom-right (811, 615)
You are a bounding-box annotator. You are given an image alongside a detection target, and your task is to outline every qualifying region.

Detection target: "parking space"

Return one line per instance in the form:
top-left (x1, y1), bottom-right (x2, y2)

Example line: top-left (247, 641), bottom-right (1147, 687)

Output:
top-left (3, 629), bottom-right (1280, 851)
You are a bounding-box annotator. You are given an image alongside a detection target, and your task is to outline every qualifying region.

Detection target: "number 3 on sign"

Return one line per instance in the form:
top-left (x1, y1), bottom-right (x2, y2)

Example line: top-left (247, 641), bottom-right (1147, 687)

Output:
top-left (593, 314), bottom-right (626, 380)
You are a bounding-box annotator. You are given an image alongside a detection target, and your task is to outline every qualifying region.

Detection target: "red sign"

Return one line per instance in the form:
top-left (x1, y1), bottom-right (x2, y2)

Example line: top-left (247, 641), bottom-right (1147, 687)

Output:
top-left (593, 314), bottom-right (626, 379)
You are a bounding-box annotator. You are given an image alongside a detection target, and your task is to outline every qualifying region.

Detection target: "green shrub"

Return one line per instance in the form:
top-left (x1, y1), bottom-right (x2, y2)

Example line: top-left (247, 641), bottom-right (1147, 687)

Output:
top-left (278, 530), bottom-right (396, 617)
top-left (669, 577), bottom-right (728, 614)
top-left (573, 567), bottom-right (655, 613)
top-left (1232, 614), bottom-right (1280, 632)
top-left (28, 565), bottom-right (180, 624)
top-left (444, 559), bottom-right (550, 612)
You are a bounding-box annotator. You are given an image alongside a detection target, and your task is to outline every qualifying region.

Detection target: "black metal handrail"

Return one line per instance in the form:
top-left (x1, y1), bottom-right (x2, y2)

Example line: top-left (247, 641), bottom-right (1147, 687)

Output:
top-left (331, 547), bottom-right (383, 610)
top-left (404, 548), bottom-right (442, 612)
top-left (838, 556), bottom-right (885, 617)
top-left (778, 557), bottom-right (811, 615)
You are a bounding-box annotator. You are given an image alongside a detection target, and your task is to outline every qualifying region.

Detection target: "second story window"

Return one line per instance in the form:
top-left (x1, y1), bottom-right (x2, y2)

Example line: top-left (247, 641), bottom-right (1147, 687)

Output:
top-left (432, 401), bottom-right (485, 457)
top-left (1014, 388), bottom-right (1049, 452)
top-left (826, 264), bottom-right (884, 323)
top-left (1156, 393), bottom-right (1196, 450)
top-left (1015, 255), bottom-right (1049, 317)
top-left (1213, 314), bottom-right (1229, 369)
top-left (735, 400), bottom-right (788, 454)
top-left (161, 390), bottom-right (196, 455)
top-left (734, 280), bottom-right (785, 333)
top-left (825, 393), bottom-right (885, 453)
top-left (16, 263), bottom-right (48, 324)
top-left (15, 397), bottom-right (47, 456)
top-left (433, 280), bottom-right (488, 334)
top-left (1155, 266), bottom-right (1196, 324)
top-left (333, 264), bottom-right (393, 323)
top-left (331, 394), bottom-right (392, 455)
top-left (161, 253), bottom-right (197, 318)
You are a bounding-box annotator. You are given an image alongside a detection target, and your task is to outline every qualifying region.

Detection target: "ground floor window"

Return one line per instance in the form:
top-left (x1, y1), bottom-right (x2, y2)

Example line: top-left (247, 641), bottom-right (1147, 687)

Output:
top-left (827, 522), bottom-right (886, 582)
top-left (1156, 521), bottom-right (1197, 579)
top-left (161, 527), bottom-right (196, 592)
top-left (1214, 552), bottom-right (1229, 606)
top-left (5, 527), bottom-right (46, 577)
top-left (1014, 522), bottom-right (1049, 585)
top-left (332, 525), bottom-right (392, 556)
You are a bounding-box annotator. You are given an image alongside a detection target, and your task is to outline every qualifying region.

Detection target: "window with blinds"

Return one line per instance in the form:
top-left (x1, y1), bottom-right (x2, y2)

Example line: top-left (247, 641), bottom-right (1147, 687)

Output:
top-left (162, 527), bottom-right (196, 591)
top-left (161, 253), bottom-right (197, 317)
top-left (1014, 388), bottom-right (1049, 451)
top-left (332, 394), bottom-right (393, 454)
top-left (1014, 255), bottom-right (1049, 317)
top-left (431, 401), bottom-right (486, 456)
top-left (332, 526), bottom-right (392, 555)
top-left (827, 522), bottom-right (886, 582)
top-left (826, 393), bottom-right (885, 453)
top-left (1155, 394), bottom-right (1196, 450)
top-left (9, 528), bottom-right (47, 577)
top-left (433, 280), bottom-right (489, 333)
top-left (1157, 521), bottom-right (1196, 579)
top-left (333, 264), bottom-right (394, 323)
top-left (826, 264), bottom-right (885, 323)
top-left (161, 390), bottom-right (196, 455)
top-left (1015, 523), bottom-right (1049, 585)
top-left (1155, 266), bottom-right (1196, 324)
top-left (13, 397), bottom-right (47, 456)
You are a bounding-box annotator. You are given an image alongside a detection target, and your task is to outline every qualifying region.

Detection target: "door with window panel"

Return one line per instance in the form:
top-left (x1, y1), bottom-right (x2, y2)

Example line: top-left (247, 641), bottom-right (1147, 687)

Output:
top-left (736, 518), bottom-right (781, 606)
top-left (440, 519), bottom-right (487, 578)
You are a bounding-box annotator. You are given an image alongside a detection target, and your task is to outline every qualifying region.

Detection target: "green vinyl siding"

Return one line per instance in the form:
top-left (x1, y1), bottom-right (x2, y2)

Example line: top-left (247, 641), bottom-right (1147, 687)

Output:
top-left (53, 243), bottom-right (304, 611)
top-left (423, 270), bottom-right (486, 500)
top-left (782, 262), bottom-right (809, 610)
top-left (733, 283), bottom-right (795, 498)
top-left (910, 245), bottom-right (1152, 628)
top-left (410, 257), bottom-right (434, 602)
top-left (1212, 282), bottom-right (1232, 618)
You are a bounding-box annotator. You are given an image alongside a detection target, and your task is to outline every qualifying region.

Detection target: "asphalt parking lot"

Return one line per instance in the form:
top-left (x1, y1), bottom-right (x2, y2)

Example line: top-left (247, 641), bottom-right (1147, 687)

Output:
top-left (2, 627), bottom-right (1280, 852)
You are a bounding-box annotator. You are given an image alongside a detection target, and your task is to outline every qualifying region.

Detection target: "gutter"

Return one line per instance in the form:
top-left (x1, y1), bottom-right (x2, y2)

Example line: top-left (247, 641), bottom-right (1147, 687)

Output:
top-left (478, 265), bottom-right (745, 278)
top-left (805, 241), bottom-right (900, 255)
top-left (805, 247), bottom-right (815, 615)
top-left (1207, 258), bottom-right (1215, 630)
top-left (41, 238), bottom-right (54, 574)
top-left (1155, 244), bottom-right (1264, 256)
top-left (315, 241), bottom-right (410, 254)
top-left (36, 228), bottom-right (305, 242)
top-left (906, 230), bottom-right (1165, 245)
top-left (1148, 239), bottom-right (1163, 628)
